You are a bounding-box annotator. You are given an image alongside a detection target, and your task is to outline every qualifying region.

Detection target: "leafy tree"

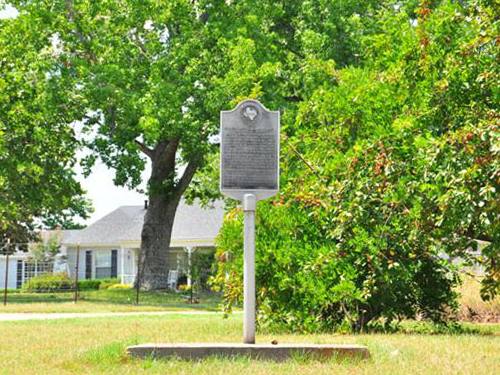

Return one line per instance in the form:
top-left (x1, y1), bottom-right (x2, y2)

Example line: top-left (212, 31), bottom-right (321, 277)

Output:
top-left (0, 5), bottom-right (90, 245)
top-left (30, 233), bottom-right (61, 262)
top-left (4, 0), bottom-right (382, 289)
top-left (213, 0), bottom-right (498, 331)
top-left (2, 0), bottom-right (224, 288)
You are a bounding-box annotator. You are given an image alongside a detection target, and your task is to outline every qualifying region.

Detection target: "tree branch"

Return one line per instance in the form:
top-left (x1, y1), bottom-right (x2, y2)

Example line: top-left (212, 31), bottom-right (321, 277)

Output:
top-left (283, 134), bottom-right (325, 181)
top-left (107, 106), bottom-right (117, 133)
top-left (175, 159), bottom-right (199, 196)
top-left (135, 140), bottom-right (154, 158)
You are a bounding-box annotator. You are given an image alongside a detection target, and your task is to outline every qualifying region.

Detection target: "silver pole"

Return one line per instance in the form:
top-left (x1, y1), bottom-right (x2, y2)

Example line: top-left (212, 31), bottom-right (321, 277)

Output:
top-left (243, 194), bottom-right (256, 344)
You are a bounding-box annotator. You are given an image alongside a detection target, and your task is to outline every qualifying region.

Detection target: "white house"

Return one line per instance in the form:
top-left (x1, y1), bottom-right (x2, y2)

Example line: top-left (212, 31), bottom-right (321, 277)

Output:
top-left (1, 200), bottom-right (224, 289)
top-left (61, 200), bottom-right (224, 285)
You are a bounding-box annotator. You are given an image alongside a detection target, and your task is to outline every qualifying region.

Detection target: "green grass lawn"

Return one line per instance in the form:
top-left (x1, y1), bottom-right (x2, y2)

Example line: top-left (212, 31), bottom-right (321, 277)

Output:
top-left (0, 289), bottom-right (222, 313)
top-left (1, 278), bottom-right (498, 374)
top-left (0, 314), bottom-right (498, 374)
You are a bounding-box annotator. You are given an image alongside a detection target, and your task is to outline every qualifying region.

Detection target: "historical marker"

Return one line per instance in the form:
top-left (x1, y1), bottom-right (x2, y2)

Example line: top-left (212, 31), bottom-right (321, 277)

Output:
top-left (220, 100), bottom-right (279, 201)
top-left (220, 100), bottom-right (280, 344)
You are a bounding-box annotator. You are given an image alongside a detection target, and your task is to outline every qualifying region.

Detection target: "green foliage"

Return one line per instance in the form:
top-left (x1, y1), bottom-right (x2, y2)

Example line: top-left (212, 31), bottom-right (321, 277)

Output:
top-left (2, 0), bottom-right (392, 287)
top-left (107, 283), bottom-right (132, 290)
top-left (98, 278), bottom-right (121, 290)
top-left (77, 279), bottom-right (101, 291)
top-left (4, 0), bottom-right (244, 192)
top-left (3, 0), bottom-right (497, 320)
top-left (213, 0), bottom-right (499, 332)
top-left (214, 204), bottom-right (460, 332)
top-left (76, 278), bottom-right (120, 291)
top-left (22, 273), bottom-right (73, 292)
top-left (0, 4), bottom-right (91, 242)
top-left (190, 251), bottom-right (216, 291)
top-left (30, 234), bottom-right (61, 262)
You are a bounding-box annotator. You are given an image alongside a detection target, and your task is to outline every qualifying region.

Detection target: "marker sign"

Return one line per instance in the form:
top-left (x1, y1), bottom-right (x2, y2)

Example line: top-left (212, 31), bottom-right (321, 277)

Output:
top-left (220, 100), bottom-right (279, 201)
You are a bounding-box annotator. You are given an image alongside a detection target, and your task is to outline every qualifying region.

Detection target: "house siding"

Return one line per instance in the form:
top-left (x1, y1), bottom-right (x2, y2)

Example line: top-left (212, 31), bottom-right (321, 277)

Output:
top-left (0, 256), bottom-right (26, 289)
top-left (66, 248), bottom-right (87, 280)
top-left (0, 255), bottom-right (30, 289)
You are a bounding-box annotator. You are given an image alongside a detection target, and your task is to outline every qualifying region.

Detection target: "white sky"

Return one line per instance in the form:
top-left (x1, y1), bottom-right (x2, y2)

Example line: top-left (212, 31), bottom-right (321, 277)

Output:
top-left (0, 4), bottom-right (18, 19)
top-left (75, 158), bottom-right (151, 225)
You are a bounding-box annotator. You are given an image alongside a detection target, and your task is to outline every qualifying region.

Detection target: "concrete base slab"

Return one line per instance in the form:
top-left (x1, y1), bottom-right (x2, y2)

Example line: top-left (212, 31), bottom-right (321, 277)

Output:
top-left (127, 343), bottom-right (370, 361)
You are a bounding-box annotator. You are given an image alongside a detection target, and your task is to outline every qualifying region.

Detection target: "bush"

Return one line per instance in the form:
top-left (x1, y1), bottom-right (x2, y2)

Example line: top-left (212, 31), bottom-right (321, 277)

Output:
top-left (76, 278), bottom-right (120, 290)
top-left (213, 201), bottom-right (460, 333)
top-left (191, 252), bottom-right (216, 291)
top-left (178, 284), bottom-right (192, 292)
top-left (22, 273), bottom-right (73, 292)
top-left (77, 279), bottom-right (101, 291)
top-left (99, 278), bottom-right (120, 290)
top-left (107, 283), bottom-right (132, 290)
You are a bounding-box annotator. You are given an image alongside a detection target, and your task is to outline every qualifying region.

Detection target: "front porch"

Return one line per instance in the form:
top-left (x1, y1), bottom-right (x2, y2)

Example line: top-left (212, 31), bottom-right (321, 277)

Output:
top-left (65, 246), bottom-right (215, 289)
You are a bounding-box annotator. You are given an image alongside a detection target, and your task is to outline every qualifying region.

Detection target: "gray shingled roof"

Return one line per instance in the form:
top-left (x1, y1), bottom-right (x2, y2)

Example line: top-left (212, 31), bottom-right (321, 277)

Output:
top-left (61, 230), bottom-right (81, 244)
top-left (40, 229), bottom-right (81, 245)
top-left (62, 200), bottom-right (224, 246)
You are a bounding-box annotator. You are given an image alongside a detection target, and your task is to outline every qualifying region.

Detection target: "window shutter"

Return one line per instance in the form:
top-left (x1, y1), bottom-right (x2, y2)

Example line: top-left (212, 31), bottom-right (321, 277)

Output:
top-left (111, 250), bottom-right (118, 278)
top-left (16, 260), bottom-right (23, 289)
top-left (85, 251), bottom-right (92, 279)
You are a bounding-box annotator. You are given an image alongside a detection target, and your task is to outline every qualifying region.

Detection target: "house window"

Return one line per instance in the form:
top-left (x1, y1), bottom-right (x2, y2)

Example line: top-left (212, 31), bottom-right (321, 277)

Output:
top-left (95, 251), bottom-right (112, 279)
top-left (16, 260), bottom-right (23, 289)
top-left (23, 260), bottom-right (53, 284)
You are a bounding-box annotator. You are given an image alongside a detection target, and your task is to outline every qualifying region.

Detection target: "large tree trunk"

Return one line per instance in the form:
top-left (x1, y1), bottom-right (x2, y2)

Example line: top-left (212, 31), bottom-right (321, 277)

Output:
top-left (139, 194), bottom-right (180, 290)
top-left (136, 139), bottom-right (198, 290)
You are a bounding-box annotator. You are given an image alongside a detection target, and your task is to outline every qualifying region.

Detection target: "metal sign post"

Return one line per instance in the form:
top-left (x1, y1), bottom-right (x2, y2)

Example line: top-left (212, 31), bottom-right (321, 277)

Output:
top-left (243, 193), bottom-right (256, 343)
top-left (220, 100), bottom-right (280, 344)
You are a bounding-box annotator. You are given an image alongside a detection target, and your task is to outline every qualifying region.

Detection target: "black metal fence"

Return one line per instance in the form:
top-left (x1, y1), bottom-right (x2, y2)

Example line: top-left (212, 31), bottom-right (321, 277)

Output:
top-left (1, 244), bottom-right (219, 310)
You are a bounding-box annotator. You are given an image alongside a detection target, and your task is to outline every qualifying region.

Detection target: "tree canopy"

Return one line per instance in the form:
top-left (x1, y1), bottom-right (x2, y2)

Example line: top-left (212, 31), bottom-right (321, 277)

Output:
top-left (0, 6), bottom-right (90, 244)
top-left (213, 0), bottom-right (499, 331)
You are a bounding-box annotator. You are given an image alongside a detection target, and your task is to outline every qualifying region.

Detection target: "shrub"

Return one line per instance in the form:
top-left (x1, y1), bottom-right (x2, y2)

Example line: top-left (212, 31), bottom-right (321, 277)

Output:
top-left (178, 284), bottom-right (192, 292)
top-left (77, 279), bottom-right (101, 291)
top-left (191, 252), bottom-right (216, 291)
top-left (22, 273), bottom-right (73, 292)
top-left (213, 201), bottom-right (460, 333)
top-left (99, 278), bottom-right (120, 290)
top-left (107, 283), bottom-right (132, 290)
top-left (212, 1), bottom-right (497, 332)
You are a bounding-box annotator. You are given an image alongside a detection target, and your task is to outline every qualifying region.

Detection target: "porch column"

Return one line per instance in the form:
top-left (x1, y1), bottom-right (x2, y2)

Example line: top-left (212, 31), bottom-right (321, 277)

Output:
top-left (186, 247), bottom-right (193, 287)
top-left (120, 245), bottom-right (125, 284)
